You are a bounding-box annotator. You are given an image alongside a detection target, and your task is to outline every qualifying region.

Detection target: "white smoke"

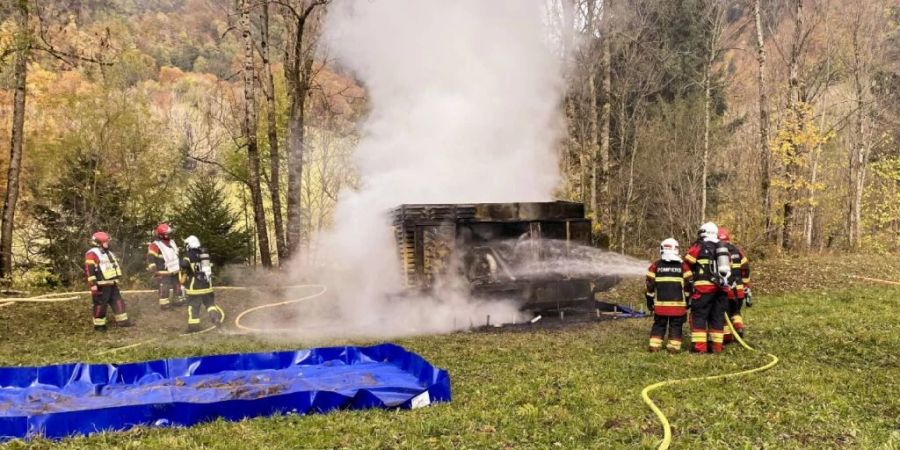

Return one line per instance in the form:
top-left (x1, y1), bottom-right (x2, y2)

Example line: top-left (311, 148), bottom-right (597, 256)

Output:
top-left (281, 0), bottom-right (568, 338)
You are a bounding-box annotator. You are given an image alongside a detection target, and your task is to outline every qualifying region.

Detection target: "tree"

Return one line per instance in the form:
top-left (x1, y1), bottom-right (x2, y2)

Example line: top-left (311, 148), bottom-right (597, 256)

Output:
top-left (845, 0), bottom-right (889, 248)
top-left (172, 176), bottom-right (251, 269)
top-left (31, 152), bottom-right (153, 285)
top-left (0, 0), bottom-right (29, 284)
top-left (699, 0), bottom-right (730, 221)
top-left (240, 0), bottom-right (272, 267)
top-left (260, 0), bottom-right (287, 262)
top-left (754, 0), bottom-right (773, 242)
top-left (280, 0), bottom-right (329, 258)
top-left (1, 0), bottom-right (111, 283)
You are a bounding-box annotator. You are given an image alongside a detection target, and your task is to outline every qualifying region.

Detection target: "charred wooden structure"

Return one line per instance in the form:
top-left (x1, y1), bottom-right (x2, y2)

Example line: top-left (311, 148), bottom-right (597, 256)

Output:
top-left (391, 202), bottom-right (616, 310)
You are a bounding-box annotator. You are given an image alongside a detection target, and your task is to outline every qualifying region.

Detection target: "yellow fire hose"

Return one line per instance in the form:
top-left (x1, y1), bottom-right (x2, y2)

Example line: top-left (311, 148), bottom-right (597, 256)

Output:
top-left (233, 285), bottom-right (328, 332)
top-left (641, 314), bottom-right (780, 450)
top-left (848, 275), bottom-right (900, 286)
top-left (0, 285), bottom-right (326, 355)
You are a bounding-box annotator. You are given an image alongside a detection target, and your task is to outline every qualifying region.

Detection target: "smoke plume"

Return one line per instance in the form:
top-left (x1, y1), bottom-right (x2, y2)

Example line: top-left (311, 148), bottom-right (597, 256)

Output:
top-left (274, 0), bottom-right (646, 339)
top-left (284, 0), bottom-right (565, 337)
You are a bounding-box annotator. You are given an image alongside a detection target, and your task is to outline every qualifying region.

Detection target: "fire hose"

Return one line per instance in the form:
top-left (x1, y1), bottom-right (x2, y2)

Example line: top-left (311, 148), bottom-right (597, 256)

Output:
top-left (847, 275), bottom-right (900, 286)
top-left (0, 286), bottom-right (328, 355)
top-left (640, 313), bottom-right (780, 450)
top-left (233, 285), bottom-right (328, 332)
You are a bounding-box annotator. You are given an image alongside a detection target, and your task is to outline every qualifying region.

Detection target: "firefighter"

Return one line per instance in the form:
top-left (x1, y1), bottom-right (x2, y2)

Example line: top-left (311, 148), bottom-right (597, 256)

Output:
top-left (147, 223), bottom-right (185, 310)
top-left (180, 235), bottom-right (224, 333)
top-left (84, 231), bottom-right (132, 331)
top-left (684, 222), bottom-right (729, 353)
top-left (645, 238), bottom-right (693, 353)
top-left (718, 228), bottom-right (751, 342)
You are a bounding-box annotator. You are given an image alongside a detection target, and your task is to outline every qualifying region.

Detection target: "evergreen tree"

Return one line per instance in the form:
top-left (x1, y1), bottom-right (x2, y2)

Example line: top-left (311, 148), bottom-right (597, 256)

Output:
top-left (173, 176), bottom-right (251, 269)
top-left (31, 152), bottom-right (155, 285)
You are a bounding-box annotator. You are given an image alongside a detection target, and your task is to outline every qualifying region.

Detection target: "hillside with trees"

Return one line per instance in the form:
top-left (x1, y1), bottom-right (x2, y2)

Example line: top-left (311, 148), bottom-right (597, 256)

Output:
top-left (0, 0), bottom-right (898, 288)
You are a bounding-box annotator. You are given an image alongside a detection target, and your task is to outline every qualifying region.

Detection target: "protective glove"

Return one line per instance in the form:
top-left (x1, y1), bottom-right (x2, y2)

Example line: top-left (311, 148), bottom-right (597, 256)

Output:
top-left (744, 288), bottom-right (753, 307)
top-left (89, 284), bottom-right (99, 297)
top-left (645, 296), bottom-right (654, 313)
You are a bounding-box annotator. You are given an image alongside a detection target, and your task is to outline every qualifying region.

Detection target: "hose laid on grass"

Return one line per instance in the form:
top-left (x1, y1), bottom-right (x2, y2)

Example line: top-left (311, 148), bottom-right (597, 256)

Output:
top-left (0, 285), bottom-right (316, 306)
top-left (848, 275), bottom-right (900, 286)
top-left (641, 314), bottom-right (780, 450)
top-left (0, 285), bottom-right (324, 356)
top-left (94, 340), bottom-right (157, 356)
top-left (233, 285), bottom-right (328, 333)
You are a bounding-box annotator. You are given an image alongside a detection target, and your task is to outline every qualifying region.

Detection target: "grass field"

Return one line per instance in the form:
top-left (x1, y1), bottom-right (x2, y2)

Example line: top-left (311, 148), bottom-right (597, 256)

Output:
top-left (2, 257), bottom-right (899, 449)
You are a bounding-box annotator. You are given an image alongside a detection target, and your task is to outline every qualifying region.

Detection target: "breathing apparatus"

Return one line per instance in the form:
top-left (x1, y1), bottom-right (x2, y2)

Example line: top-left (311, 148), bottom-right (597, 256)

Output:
top-left (714, 241), bottom-right (732, 288)
top-left (185, 235), bottom-right (213, 281)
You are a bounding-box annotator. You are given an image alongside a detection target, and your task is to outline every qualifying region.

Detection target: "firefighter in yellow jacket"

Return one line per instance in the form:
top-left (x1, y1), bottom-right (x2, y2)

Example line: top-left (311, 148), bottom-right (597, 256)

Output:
top-left (645, 238), bottom-right (693, 353)
top-left (180, 235), bottom-right (224, 333)
top-left (84, 232), bottom-right (132, 331)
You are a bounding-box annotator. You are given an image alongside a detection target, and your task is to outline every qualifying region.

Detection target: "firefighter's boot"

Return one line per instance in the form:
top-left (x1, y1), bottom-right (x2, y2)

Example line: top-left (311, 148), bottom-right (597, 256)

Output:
top-left (208, 305), bottom-right (225, 327)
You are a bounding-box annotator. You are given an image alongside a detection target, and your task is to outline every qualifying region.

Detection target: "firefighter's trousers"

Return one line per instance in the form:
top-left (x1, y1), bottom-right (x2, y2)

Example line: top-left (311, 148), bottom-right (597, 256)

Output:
top-left (690, 290), bottom-right (727, 352)
top-left (158, 274), bottom-right (183, 308)
top-left (649, 314), bottom-right (686, 352)
top-left (187, 292), bottom-right (224, 332)
top-left (92, 285), bottom-right (129, 329)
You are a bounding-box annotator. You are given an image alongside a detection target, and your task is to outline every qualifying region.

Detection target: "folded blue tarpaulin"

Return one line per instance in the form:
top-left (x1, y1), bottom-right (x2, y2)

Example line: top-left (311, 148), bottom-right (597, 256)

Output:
top-left (0, 343), bottom-right (451, 441)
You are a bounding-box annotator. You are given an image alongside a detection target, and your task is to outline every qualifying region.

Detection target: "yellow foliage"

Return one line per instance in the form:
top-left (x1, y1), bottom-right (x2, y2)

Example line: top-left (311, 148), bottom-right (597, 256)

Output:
top-left (769, 102), bottom-right (833, 201)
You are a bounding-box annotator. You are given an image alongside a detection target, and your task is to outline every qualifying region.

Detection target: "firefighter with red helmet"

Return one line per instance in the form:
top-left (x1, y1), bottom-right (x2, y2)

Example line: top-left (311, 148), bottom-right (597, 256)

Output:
top-left (645, 238), bottom-right (693, 353)
top-left (84, 232), bottom-right (132, 331)
top-left (684, 222), bottom-right (730, 353)
top-left (147, 223), bottom-right (185, 309)
top-left (717, 227), bottom-right (751, 342)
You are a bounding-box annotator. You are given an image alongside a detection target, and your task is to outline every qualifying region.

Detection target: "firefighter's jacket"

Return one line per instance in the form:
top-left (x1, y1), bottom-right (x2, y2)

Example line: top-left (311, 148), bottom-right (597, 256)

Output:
top-left (180, 247), bottom-right (213, 296)
top-left (645, 259), bottom-right (693, 316)
top-left (84, 247), bottom-right (122, 286)
top-left (725, 243), bottom-right (750, 299)
top-left (147, 239), bottom-right (180, 275)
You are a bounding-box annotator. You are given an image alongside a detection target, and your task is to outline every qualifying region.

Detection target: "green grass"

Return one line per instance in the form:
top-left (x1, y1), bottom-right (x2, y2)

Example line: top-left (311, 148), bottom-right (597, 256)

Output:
top-left (1, 281), bottom-right (900, 448)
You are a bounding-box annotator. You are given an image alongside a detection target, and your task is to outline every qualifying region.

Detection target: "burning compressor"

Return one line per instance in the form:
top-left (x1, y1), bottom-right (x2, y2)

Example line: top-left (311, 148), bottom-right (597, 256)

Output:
top-left (391, 202), bottom-right (618, 311)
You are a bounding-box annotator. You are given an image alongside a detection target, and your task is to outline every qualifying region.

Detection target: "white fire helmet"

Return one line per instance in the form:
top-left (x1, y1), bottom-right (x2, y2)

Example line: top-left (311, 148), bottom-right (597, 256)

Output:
top-left (659, 238), bottom-right (681, 262)
top-left (698, 222), bottom-right (719, 242)
top-left (184, 235), bottom-right (201, 250)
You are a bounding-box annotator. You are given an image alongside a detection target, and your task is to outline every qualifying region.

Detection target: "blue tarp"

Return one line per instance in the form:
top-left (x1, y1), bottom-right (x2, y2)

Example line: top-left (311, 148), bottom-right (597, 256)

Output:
top-left (0, 344), bottom-right (451, 441)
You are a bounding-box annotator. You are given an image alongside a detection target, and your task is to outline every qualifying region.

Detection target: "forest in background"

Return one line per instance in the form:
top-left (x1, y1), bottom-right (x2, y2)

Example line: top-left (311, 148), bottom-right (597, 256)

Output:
top-left (0, 0), bottom-right (898, 288)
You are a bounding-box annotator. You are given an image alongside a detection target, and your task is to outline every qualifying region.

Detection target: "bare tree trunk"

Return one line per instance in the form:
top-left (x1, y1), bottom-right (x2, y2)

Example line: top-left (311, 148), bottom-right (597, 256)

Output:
top-left (261, 0), bottom-right (286, 263)
top-left (754, 0), bottom-right (773, 242)
top-left (0, 0), bottom-right (29, 283)
top-left (700, 2), bottom-right (725, 223)
top-left (588, 69), bottom-right (599, 220)
top-left (598, 2), bottom-right (612, 247)
top-left (284, 1), bottom-right (326, 258)
top-left (804, 145), bottom-right (820, 248)
top-left (805, 71), bottom-right (830, 249)
top-left (701, 60), bottom-right (712, 222)
top-left (620, 136), bottom-right (638, 254)
top-left (848, 19), bottom-right (868, 249)
top-left (564, 93), bottom-right (580, 199)
top-left (616, 94), bottom-right (627, 251)
top-left (241, 0), bottom-right (272, 267)
top-left (782, 0), bottom-right (803, 251)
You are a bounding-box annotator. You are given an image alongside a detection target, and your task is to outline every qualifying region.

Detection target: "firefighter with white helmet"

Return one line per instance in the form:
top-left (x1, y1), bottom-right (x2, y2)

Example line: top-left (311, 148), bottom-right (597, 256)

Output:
top-left (180, 235), bottom-right (224, 333)
top-left (645, 238), bottom-right (693, 352)
top-left (84, 231), bottom-right (132, 331)
top-left (147, 223), bottom-right (185, 310)
top-left (684, 222), bottom-right (730, 353)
